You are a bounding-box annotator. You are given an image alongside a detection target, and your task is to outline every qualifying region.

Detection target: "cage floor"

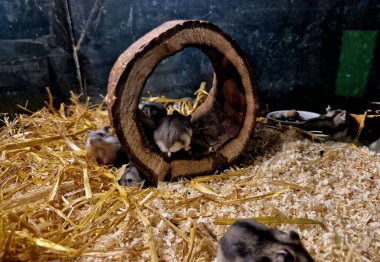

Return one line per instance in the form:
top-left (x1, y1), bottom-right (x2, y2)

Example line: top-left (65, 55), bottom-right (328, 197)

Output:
top-left (0, 97), bottom-right (379, 261)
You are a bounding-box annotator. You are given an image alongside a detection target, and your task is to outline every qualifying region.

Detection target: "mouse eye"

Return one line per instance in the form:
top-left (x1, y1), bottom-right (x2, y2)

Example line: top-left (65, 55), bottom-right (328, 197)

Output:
top-left (127, 178), bottom-right (133, 183)
top-left (97, 132), bottom-right (105, 137)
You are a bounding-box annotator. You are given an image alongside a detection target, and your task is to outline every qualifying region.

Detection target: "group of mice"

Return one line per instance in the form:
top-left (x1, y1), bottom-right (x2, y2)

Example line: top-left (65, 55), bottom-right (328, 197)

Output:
top-left (84, 104), bottom-right (380, 186)
top-left (84, 101), bottom-right (193, 187)
top-left (84, 122), bottom-right (315, 261)
top-left (82, 103), bottom-right (380, 261)
top-left (84, 125), bottom-right (143, 186)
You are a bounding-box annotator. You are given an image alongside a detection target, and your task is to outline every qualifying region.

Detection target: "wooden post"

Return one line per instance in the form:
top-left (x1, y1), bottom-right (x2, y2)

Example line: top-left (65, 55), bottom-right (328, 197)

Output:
top-left (107, 20), bottom-right (258, 186)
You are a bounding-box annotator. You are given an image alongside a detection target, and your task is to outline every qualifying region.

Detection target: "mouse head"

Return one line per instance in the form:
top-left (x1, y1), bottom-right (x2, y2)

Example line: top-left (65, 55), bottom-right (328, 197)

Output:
top-left (118, 166), bottom-right (143, 186)
top-left (172, 110), bottom-right (192, 124)
top-left (86, 126), bottom-right (113, 148)
top-left (324, 106), bottom-right (349, 125)
top-left (331, 110), bottom-right (348, 124)
top-left (269, 229), bottom-right (314, 262)
top-left (141, 102), bottom-right (167, 122)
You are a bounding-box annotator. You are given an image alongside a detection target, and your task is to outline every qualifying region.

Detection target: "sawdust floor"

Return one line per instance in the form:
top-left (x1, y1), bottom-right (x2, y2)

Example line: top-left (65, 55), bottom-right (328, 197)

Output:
top-left (0, 101), bottom-right (379, 261)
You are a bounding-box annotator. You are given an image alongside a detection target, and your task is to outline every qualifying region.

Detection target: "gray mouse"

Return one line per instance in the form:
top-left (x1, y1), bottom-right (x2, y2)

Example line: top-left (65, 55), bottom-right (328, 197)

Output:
top-left (216, 219), bottom-right (314, 262)
top-left (301, 106), bottom-right (350, 139)
top-left (85, 126), bottom-right (128, 166)
top-left (118, 166), bottom-right (143, 186)
top-left (369, 137), bottom-right (380, 153)
top-left (153, 110), bottom-right (192, 158)
top-left (139, 101), bottom-right (167, 122)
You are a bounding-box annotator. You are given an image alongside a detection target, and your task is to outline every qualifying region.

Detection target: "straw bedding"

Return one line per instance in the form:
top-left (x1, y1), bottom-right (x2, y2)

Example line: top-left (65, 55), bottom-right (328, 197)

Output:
top-left (0, 93), bottom-right (379, 261)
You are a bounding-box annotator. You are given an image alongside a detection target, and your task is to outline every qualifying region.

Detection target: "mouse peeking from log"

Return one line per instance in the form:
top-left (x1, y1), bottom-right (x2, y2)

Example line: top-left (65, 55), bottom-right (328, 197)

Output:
top-left (139, 101), bottom-right (193, 158)
top-left (153, 110), bottom-right (193, 158)
top-left (118, 166), bottom-right (144, 187)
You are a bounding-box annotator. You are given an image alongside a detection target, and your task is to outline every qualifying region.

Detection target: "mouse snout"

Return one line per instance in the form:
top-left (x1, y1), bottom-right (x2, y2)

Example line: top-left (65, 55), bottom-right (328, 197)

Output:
top-left (124, 176), bottom-right (141, 187)
top-left (90, 137), bottom-right (103, 147)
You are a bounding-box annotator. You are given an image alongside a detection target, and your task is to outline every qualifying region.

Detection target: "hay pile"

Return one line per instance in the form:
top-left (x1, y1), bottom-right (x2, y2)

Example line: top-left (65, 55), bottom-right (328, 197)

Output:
top-left (1, 94), bottom-right (379, 261)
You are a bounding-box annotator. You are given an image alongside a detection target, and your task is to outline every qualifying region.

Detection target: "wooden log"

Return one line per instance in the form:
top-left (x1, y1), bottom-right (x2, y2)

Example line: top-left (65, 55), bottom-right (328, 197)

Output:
top-left (107, 20), bottom-right (258, 186)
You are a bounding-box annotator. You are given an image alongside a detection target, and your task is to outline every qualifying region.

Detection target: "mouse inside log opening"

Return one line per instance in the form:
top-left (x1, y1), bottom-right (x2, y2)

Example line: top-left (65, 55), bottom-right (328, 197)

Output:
top-left (136, 49), bottom-right (247, 161)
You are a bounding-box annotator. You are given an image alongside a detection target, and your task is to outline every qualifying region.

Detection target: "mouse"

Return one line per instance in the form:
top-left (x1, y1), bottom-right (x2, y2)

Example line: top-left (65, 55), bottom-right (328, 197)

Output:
top-left (216, 219), bottom-right (314, 262)
top-left (301, 106), bottom-right (351, 139)
top-left (85, 126), bottom-right (128, 166)
top-left (139, 101), bottom-right (167, 122)
top-left (369, 137), bottom-right (380, 153)
top-left (118, 166), bottom-right (144, 186)
top-left (153, 110), bottom-right (192, 158)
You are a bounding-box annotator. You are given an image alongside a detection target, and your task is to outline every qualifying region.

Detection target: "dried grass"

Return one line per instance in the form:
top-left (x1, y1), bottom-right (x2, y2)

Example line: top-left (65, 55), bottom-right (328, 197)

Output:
top-left (0, 92), bottom-right (379, 261)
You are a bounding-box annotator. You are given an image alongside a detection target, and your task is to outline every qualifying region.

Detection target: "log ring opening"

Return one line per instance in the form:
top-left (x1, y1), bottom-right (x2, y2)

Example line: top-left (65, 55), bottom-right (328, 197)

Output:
top-left (107, 20), bottom-right (258, 186)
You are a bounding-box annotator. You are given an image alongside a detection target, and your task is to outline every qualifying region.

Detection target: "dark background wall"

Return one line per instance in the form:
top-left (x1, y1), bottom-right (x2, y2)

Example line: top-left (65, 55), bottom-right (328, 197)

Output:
top-left (0, 0), bottom-right (379, 115)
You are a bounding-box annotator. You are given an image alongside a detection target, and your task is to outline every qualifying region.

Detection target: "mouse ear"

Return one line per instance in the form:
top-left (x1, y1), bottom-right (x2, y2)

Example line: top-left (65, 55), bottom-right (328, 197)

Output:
top-left (275, 250), bottom-right (294, 262)
top-left (127, 166), bottom-right (139, 174)
top-left (172, 110), bottom-right (180, 116)
top-left (103, 126), bottom-right (112, 133)
top-left (288, 229), bottom-right (300, 240)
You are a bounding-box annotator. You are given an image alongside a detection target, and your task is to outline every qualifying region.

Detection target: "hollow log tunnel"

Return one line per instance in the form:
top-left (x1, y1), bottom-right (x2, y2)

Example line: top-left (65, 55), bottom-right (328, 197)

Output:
top-left (107, 20), bottom-right (258, 186)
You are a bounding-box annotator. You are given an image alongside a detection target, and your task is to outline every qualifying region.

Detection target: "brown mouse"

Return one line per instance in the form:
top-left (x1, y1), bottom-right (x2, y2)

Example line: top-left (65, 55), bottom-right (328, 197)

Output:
top-left (85, 126), bottom-right (128, 166)
top-left (153, 110), bottom-right (192, 158)
top-left (216, 219), bottom-right (314, 262)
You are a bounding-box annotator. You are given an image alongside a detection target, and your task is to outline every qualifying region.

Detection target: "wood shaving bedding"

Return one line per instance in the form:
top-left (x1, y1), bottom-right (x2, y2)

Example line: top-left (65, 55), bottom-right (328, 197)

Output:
top-left (0, 95), bottom-right (379, 261)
